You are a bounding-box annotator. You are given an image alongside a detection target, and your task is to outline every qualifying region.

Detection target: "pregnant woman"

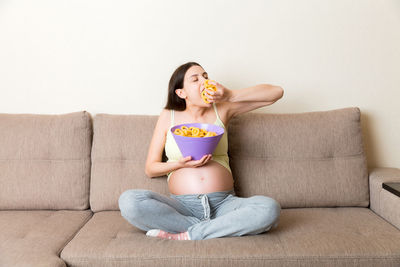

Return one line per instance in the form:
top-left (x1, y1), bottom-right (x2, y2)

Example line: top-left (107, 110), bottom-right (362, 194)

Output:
top-left (118, 62), bottom-right (284, 240)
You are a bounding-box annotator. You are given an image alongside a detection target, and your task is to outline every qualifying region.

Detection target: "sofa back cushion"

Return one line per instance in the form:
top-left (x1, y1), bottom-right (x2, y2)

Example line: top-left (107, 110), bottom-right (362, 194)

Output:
top-left (91, 107), bottom-right (369, 211)
top-left (0, 111), bottom-right (92, 210)
top-left (228, 107), bottom-right (369, 208)
top-left (90, 114), bottom-right (169, 212)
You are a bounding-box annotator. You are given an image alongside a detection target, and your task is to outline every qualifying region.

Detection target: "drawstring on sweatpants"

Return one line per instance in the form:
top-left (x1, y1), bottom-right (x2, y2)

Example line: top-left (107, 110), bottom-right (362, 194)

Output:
top-left (198, 194), bottom-right (210, 221)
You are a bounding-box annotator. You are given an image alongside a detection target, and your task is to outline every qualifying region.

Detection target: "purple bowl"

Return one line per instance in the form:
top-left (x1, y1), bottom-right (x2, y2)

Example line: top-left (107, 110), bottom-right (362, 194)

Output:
top-left (171, 123), bottom-right (225, 161)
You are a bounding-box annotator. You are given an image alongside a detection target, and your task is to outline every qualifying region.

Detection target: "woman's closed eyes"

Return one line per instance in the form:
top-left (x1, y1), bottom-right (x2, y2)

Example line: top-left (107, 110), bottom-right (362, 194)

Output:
top-left (193, 76), bottom-right (208, 82)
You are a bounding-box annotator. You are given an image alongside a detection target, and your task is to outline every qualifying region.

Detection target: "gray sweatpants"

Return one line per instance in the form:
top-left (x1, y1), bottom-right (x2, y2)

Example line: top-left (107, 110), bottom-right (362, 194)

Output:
top-left (118, 189), bottom-right (281, 240)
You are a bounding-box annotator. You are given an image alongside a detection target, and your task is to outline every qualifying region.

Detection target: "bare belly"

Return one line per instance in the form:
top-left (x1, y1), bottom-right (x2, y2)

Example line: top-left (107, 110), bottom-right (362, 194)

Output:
top-left (168, 160), bottom-right (234, 195)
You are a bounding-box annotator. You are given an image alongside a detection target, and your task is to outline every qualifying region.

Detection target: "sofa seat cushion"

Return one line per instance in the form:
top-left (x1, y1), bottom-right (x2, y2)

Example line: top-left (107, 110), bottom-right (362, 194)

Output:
top-left (60, 208), bottom-right (400, 267)
top-left (0, 210), bottom-right (92, 267)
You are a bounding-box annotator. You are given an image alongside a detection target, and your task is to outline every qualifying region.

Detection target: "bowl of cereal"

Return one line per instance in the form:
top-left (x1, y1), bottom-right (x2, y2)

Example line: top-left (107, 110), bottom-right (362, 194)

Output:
top-left (171, 123), bottom-right (224, 160)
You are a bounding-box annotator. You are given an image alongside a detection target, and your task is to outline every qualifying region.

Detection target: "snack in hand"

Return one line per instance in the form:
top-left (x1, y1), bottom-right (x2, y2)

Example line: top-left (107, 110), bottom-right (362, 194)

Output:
top-left (201, 79), bottom-right (217, 104)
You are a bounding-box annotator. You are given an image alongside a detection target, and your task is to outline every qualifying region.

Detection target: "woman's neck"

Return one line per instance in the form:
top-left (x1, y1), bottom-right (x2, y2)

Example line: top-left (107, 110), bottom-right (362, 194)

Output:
top-left (184, 103), bottom-right (210, 121)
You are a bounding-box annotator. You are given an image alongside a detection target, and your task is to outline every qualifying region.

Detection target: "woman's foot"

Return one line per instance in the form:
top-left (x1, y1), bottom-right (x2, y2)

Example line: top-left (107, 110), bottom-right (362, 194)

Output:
top-left (146, 229), bottom-right (191, 240)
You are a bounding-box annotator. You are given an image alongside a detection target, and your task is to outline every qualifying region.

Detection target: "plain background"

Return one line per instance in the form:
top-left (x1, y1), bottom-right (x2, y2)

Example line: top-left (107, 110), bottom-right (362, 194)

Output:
top-left (0, 0), bottom-right (399, 170)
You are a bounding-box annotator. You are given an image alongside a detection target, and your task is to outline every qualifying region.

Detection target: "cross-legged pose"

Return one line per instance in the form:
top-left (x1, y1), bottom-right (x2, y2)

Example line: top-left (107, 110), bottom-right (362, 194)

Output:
top-left (119, 62), bottom-right (284, 240)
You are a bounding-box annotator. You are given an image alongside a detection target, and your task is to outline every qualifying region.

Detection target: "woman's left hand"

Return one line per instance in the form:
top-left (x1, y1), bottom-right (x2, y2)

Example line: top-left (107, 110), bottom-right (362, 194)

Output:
top-left (204, 81), bottom-right (232, 103)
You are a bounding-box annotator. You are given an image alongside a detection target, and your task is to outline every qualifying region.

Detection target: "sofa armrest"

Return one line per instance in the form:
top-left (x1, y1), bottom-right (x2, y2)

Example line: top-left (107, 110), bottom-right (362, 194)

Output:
top-left (369, 167), bottom-right (400, 230)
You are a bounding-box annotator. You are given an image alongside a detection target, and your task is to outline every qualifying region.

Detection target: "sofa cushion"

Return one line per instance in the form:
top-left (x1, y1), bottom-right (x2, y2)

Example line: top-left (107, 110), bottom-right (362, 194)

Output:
top-left (228, 107), bottom-right (369, 208)
top-left (60, 208), bottom-right (400, 266)
top-left (90, 114), bottom-right (169, 212)
top-left (0, 111), bottom-right (92, 210)
top-left (0, 210), bottom-right (92, 267)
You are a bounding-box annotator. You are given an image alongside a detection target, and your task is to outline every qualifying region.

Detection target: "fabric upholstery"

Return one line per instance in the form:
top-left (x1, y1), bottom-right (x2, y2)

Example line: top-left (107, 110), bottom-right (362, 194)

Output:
top-left (60, 208), bottom-right (400, 267)
top-left (0, 111), bottom-right (92, 210)
top-left (0, 210), bottom-right (92, 267)
top-left (89, 114), bottom-right (170, 212)
top-left (369, 167), bottom-right (400, 229)
top-left (228, 107), bottom-right (369, 207)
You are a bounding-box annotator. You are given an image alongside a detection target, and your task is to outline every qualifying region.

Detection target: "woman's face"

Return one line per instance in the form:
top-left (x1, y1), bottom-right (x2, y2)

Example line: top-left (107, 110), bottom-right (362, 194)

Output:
top-left (176, 65), bottom-right (210, 107)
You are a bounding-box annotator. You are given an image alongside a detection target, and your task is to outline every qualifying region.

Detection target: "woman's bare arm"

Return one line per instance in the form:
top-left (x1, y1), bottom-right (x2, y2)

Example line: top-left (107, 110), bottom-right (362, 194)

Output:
top-left (145, 109), bottom-right (180, 178)
top-left (204, 82), bottom-right (284, 118)
top-left (226, 84), bottom-right (284, 118)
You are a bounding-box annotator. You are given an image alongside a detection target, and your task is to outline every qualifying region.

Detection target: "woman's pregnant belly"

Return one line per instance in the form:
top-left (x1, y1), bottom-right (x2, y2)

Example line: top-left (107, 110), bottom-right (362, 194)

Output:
top-left (168, 160), bottom-right (234, 195)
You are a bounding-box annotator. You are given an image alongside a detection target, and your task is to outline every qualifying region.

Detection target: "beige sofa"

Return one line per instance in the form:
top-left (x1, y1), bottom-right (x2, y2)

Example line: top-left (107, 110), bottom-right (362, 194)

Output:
top-left (1, 107), bottom-right (399, 267)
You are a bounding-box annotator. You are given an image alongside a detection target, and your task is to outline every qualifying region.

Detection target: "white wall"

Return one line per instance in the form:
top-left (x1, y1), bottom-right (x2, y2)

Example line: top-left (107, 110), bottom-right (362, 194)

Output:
top-left (0, 0), bottom-right (399, 169)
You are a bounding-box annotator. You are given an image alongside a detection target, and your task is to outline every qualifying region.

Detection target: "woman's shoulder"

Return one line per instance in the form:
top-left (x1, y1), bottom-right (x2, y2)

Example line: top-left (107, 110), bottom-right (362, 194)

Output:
top-left (157, 108), bottom-right (172, 136)
top-left (159, 108), bottom-right (171, 117)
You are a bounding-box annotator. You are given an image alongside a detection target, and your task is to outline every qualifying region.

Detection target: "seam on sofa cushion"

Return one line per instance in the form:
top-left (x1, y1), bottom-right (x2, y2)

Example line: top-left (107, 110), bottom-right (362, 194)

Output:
top-left (66, 255), bottom-right (400, 261)
top-left (56, 212), bottom-right (93, 256)
top-left (230, 153), bottom-right (364, 160)
top-left (91, 154), bottom-right (365, 161)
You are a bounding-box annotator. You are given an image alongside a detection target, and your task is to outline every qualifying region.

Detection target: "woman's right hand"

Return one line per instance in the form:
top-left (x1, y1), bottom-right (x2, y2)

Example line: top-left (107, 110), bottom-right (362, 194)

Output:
top-left (178, 154), bottom-right (212, 168)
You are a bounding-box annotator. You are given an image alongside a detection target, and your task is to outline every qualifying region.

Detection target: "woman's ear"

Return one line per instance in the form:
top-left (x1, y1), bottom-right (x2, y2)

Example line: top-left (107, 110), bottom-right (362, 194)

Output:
top-left (175, 88), bottom-right (187, 99)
